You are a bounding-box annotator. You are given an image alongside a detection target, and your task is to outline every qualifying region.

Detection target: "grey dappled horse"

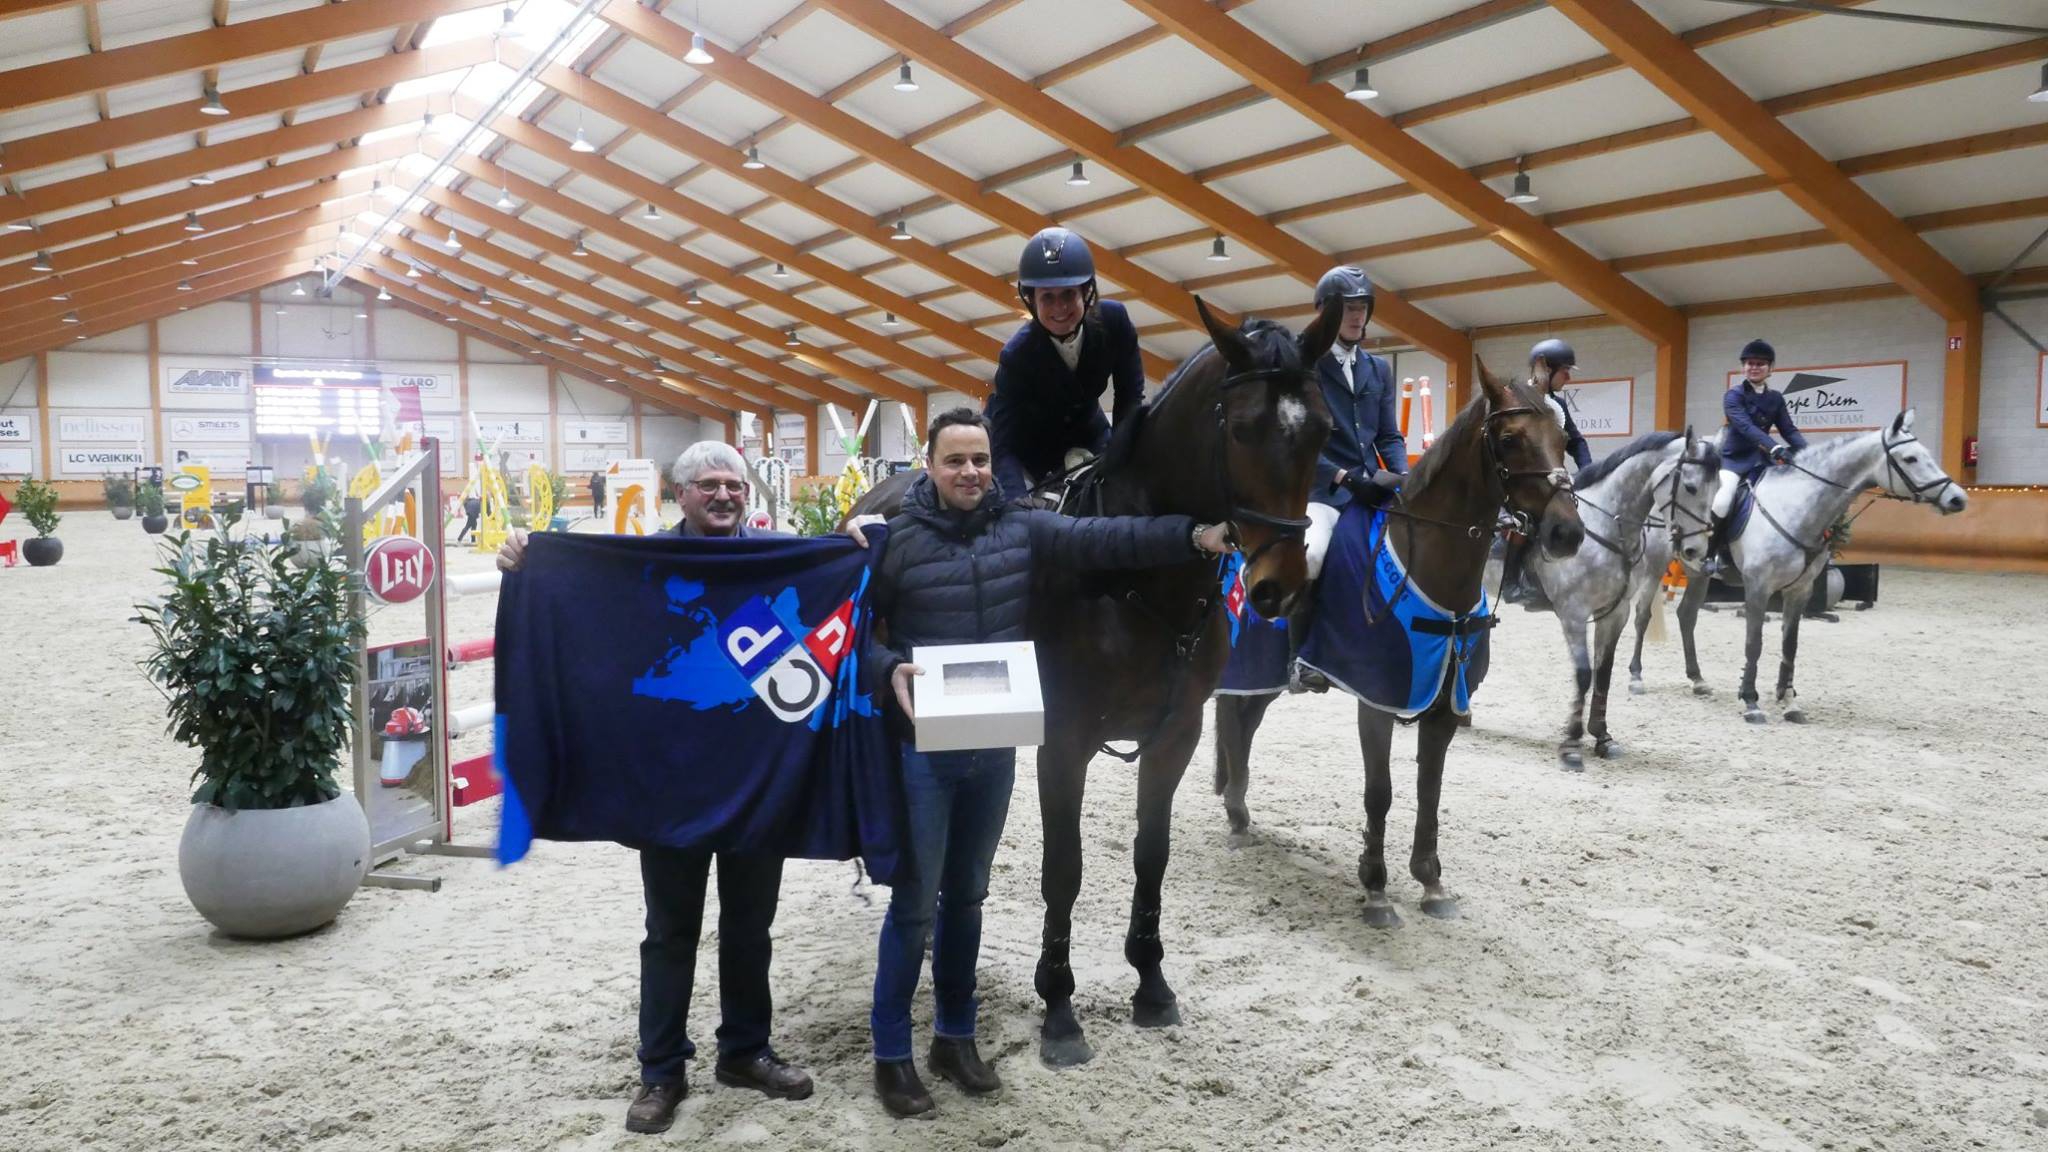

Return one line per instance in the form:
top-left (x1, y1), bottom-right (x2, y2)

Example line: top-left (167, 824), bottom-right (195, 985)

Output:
top-left (1528, 429), bottom-right (1719, 769)
top-left (1669, 411), bottom-right (1965, 722)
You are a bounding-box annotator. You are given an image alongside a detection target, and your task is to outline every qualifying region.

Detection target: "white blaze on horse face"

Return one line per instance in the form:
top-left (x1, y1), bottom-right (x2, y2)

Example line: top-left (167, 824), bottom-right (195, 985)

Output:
top-left (1277, 394), bottom-right (1309, 436)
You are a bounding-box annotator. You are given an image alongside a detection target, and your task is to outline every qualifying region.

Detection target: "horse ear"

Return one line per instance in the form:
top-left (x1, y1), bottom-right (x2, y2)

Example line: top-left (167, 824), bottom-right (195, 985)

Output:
top-left (1297, 293), bottom-right (1343, 368)
top-left (1195, 295), bottom-right (1255, 369)
top-left (1895, 408), bottom-right (1915, 435)
top-left (1474, 357), bottom-right (1510, 409)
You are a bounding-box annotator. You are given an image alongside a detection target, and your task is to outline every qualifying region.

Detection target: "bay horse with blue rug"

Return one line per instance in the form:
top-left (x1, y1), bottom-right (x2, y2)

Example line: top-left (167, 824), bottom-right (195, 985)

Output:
top-left (849, 297), bottom-right (1338, 1065)
top-left (1212, 364), bottom-right (1583, 927)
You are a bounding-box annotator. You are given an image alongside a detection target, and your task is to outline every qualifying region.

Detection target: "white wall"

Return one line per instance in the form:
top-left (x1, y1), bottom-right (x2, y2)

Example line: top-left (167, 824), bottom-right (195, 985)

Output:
top-left (1474, 329), bottom-right (1665, 461)
top-left (1979, 297), bottom-right (2048, 485)
top-left (159, 302), bottom-right (252, 356)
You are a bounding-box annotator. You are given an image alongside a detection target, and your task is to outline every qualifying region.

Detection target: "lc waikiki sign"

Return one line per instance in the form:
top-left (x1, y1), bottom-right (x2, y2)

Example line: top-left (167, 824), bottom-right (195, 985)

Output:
top-left (1727, 361), bottom-right (1905, 433)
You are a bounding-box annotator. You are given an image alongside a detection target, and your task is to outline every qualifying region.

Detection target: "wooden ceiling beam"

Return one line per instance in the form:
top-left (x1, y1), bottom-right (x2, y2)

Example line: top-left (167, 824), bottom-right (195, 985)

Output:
top-left (395, 198), bottom-right (878, 410)
top-left (1552, 0), bottom-right (1977, 321)
top-left (809, 0), bottom-right (1469, 364)
top-left (1, 96), bottom-right (441, 230)
top-left (0, 38), bottom-right (493, 177)
top-left (0, 0), bottom-right (496, 112)
top-left (0, 248), bottom-right (327, 361)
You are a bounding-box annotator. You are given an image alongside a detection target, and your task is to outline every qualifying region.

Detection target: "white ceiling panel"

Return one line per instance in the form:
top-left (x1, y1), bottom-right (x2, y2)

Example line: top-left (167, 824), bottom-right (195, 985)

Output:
top-left (747, 10), bottom-right (892, 97)
top-left (739, 199), bottom-right (839, 247)
top-left (1138, 99), bottom-right (1327, 182)
top-left (1782, 64), bottom-right (2048, 160)
top-left (559, 175), bottom-right (635, 216)
top-left (1235, 0), bottom-right (1504, 69)
top-left (1417, 282), bottom-right (1595, 330)
top-left (917, 109), bottom-right (1062, 183)
top-left (0, 8), bottom-right (91, 68)
top-left (1208, 145), bottom-right (1395, 219)
top-left (835, 65), bottom-right (983, 139)
top-left (1509, 132), bottom-right (1759, 214)
top-left (604, 131), bottom-right (697, 186)
top-left (1701, 14), bottom-right (2020, 103)
top-left (958, 0), bottom-right (1155, 81)
top-left (1046, 36), bottom-right (1244, 135)
top-left (105, 74), bottom-right (195, 118)
top-left (1067, 198), bottom-right (1202, 250)
top-left (1405, 68), bottom-right (1692, 170)
top-left (1625, 245), bottom-right (1885, 304)
top-left (1922, 218), bottom-right (2048, 274)
top-left (673, 84), bottom-right (782, 144)
top-left (1000, 159), bottom-right (1140, 216)
top-left (680, 232), bottom-right (762, 268)
top-left (753, 122), bottom-right (863, 183)
top-left (593, 38), bottom-right (697, 109)
top-left (1281, 195), bottom-right (1473, 255)
top-left (1369, 241), bottom-right (1531, 295)
top-left (0, 94), bottom-right (102, 141)
top-left (1857, 144), bottom-right (2048, 218)
top-left (1559, 192), bottom-right (1821, 261)
top-left (1352, 7), bottom-right (1597, 118)
top-left (677, 167), bottom-right (773, 216)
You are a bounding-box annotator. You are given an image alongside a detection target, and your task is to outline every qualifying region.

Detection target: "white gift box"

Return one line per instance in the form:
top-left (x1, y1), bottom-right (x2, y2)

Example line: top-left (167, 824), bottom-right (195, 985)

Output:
top-left (911, 641), bottom-right (1045, 753)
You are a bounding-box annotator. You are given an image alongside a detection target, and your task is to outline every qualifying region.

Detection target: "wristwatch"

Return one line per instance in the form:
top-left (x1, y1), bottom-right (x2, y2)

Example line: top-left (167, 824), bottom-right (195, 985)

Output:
top-left (1192, 523), bottom-right (1211, 554)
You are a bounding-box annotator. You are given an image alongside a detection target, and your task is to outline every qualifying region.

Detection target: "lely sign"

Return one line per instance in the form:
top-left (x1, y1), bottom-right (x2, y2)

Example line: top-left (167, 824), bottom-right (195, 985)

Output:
top-left (1729, 361), bottom-right (1905, 433)
top-left (364, 535), bottom-right (438, 605)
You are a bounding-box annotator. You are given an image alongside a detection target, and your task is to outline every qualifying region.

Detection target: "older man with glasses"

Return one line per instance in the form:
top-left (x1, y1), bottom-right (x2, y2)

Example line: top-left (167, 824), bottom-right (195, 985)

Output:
top-left (498, 440), bottom-right (812, 1134)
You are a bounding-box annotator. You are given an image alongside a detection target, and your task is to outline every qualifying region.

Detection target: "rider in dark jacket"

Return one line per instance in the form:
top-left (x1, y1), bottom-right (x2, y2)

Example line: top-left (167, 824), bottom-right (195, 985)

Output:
top-left (1502, 337), bottom-right (1591, 608)
top-left (850, 408), bottom-right (1230, 1121)
top-left (1709, 338), bottom-right (1808, 553)
top-left (983, 228), bottom-right (1145, 500)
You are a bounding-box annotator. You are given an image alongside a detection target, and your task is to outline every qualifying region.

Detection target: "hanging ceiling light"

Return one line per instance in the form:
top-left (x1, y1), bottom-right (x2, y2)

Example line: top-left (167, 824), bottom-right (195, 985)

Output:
top-left (784, 326), bottom-right (800, 346)
top-left (741, 143), bottom-right (766, 170)
top-left (181, 256), bottom-right (199, 266)
top-left (48, 290), bottom-right (68, 301)
top-left (894, 61), bottom-right (919, 92)
top-left (891, 218), bottom-right (911, 241)
top-left (496, 185), bottom-right (516, 209)
top-left (1505, 157), bottom-right (1539, 205)
top-left (477, 289), bottom-right (492, 306)
top-left (498, 4), bottom-right (520, 38)
top-left (183, 212), bottom-right (204, 232)
top-left (568, 324), bottom-right (584, 341)
top-left (355, 307), bottom-right (369, 319)
top-left (199, 86), bottom-right (229, 117)
top-left (572, 233), bottom-right (590, 257)
top-left (445, 227), bottom-right (463, 250)
top-left (377, 286), bottom-right (392, 300)
top-left (189, 173), bottom-right (215, 186)
top-left (1066, 160), bottom-right (1089, 187)
top-left (175, 280), bottom-right (192, 292)
top-left (642, 201), bottom-right (660, 221)
top-left (1207, 235), bottom-right (1231, 262)
top-left (1345, 66), bottom-right (1377, 102)
top-left (5, 219), bottom-right (33, 232)
top-left (772, 262), bottom-right (789, 278)
top-left (407, 262), bottom-right (423, 278)
top-left (29, 251), bottom-right (53, 272)
top-left (570, 106), bottom-right (596, 153)
top-left (685, 30), bottom-right (714, 65)
top-left (275, 303), bottom-right (287, 315)
top-left (2031, 62), bottom-right (2048, 103)
top-left (61, 311), bottom-right (79, 324)
top-left (686, 287), bottom-right (702, 305)
top-left (291, 281), bottom-right (307, 296)
top-left (883, 312), bottom-right (899, 327)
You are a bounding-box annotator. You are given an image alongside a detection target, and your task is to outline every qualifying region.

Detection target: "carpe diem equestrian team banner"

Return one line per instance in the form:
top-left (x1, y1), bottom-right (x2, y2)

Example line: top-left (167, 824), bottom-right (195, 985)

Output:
top-left (491, 529), bottom-right (907, 884)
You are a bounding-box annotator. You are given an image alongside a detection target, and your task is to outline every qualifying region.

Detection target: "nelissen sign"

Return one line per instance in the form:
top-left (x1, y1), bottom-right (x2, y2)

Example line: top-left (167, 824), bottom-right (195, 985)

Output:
top-left (364, 534), bottom-right (437, 606)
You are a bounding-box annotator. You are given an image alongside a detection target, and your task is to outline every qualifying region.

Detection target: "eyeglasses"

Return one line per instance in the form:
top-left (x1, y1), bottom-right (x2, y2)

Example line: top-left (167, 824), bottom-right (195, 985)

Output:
top-left (690, 480), bottom-right (746, 496)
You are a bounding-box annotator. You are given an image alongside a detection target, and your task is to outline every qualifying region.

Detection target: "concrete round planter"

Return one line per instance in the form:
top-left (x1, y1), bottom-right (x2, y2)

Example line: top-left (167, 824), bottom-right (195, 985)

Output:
top-left (178, 793), bottom-right (371, 939)
top-left (111, 505), bottom-right (135, 521)
top-left (288, 538), bottom-right (333, 570)
top-left (141, 513), bottom-right (169, 534)
top-left (22, 537), bottom-right (63, 566)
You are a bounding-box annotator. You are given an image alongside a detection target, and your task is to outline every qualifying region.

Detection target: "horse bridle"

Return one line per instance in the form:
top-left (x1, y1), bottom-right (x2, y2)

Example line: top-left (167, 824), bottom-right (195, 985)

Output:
top-left (1482, 404), bottom-right (1576, 534)
top-left (1660, 446), bottom-right (1718, 557)
top-left (1211, 364), bottom-right (1316, 565)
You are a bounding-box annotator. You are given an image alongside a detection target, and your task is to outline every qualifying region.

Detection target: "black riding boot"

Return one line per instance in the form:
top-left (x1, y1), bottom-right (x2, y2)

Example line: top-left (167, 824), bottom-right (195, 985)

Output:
top-left (1286, 586), bottom-right (1328, 694)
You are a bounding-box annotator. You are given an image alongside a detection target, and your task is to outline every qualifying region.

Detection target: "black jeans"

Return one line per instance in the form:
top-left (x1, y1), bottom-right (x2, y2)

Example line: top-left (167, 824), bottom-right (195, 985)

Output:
top-left (637, 848), bottom-right (784, 1085)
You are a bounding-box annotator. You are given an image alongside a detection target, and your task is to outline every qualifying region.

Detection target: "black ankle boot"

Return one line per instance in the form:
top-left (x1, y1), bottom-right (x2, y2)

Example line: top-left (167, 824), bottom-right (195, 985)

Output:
top-left (929, 1036), bottom-right (1001, 1095)
top-left (874, 1059), bottom-right (934, 1118)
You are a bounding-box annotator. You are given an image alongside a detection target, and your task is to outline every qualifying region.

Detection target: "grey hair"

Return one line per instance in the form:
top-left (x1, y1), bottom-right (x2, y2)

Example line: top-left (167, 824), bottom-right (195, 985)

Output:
top-left (671, 440), bottom-right (748, 486)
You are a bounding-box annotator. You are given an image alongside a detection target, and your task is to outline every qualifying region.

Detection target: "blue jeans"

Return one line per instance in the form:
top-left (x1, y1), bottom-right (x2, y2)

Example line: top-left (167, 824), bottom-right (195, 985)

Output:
top-left (870, 743), bottom-right (1016, 1061)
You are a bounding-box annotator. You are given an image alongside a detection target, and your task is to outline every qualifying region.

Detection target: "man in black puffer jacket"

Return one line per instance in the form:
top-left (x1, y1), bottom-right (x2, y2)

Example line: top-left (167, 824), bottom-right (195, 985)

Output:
top-left (847, 408), bottom-right (1233, 1120)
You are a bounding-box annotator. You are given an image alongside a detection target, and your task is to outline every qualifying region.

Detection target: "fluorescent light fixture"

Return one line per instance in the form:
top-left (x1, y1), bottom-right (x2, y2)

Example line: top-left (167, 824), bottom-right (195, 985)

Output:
top-left (1207, 235), bottom-right (1230, 262)
top-left (1345, 67), bottom-right (1377, 102)
top-left (1066, 161), bottom-right (1089, 187)
top-left (895, 61), bottom-right (919, 92)
top-left (685, 31), bottom-right (714, 65)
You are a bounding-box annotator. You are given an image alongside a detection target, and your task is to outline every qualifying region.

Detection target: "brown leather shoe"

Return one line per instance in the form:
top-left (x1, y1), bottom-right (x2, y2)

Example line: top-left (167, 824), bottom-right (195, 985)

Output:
top-left (625, 1079), bottom-right (686, 1135)
top-left (874, 1058), bottom-right (935, 1118)
top-left (929, 1036), bottom-right (1001, 1094)
top-left (714, 1051), bottom-right (814, 1101)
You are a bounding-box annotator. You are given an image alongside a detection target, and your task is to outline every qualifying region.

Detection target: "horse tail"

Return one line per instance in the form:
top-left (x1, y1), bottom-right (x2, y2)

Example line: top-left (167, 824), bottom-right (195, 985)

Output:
top-left (1647, 588), bottom-right (1668, 643)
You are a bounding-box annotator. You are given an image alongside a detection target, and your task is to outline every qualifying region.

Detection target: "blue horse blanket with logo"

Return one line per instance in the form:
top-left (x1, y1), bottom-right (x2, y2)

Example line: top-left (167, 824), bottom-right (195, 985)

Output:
top-left (492, 530), bottom-right (905, 882)
top-left (1300, 505), bottom-right (1492, 717)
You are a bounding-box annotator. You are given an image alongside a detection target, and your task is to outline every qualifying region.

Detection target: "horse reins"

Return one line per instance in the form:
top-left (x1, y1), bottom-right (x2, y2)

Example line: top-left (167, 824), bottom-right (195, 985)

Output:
top-left (1753, 430), bottom-right (1958, 575)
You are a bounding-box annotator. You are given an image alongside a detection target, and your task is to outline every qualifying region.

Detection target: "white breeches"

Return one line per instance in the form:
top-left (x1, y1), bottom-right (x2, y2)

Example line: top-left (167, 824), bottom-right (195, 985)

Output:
top-left (1305, 502), bottom-right (1343, 579)
top-left (1711, 468), bottom-right (1742, 518)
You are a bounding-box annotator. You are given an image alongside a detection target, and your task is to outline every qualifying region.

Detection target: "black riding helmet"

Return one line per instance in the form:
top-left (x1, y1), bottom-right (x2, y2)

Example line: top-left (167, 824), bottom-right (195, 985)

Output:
top-left (1313, 265), bottom-right (1375, 327)
top-left (1530, 337), bottom-right (1575, 373)
top-left (1017, 227), bottom-right (1097, 319)
top-left (1739, 338), bottom-right (1776, 364)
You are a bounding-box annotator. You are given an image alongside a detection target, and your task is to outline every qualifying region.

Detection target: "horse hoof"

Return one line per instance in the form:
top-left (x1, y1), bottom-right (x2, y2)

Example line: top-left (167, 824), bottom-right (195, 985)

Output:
top-left (1132, 996), bottom-right (1182, 1029)
top-left (1559, 749), bottom-right (1585, 772)
top-left (1628, 680), bottom-right (1647, 696)
top-left (1419, 894), bottom-right (1460, 920)
top-left (1039, 1032), bottom-right (1094, 1068)
top-left (1362, 899), bottom-right (1403, 930)
top-left (1597, 740), bottom-right (1624, 760)
top-left (1226, 829), bottom-right (1251, 851)
top-left (1743, 708), bottom-right (1767, 725)
top-left (1783, 709), bottom-right (1807, 724)
top-left (1691, 682), bottom-right (1713, 697)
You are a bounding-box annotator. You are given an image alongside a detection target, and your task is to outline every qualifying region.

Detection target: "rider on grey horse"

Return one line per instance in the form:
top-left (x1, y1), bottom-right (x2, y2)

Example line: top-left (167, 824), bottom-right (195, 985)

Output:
top-left (1709, 338), bottom-right (1809, 561)
top-left (1501, 337), bottom-right (1593, 608)
top-left (1291, 265), bottom-right (1407, 692)
top-left (983, 228), bottom-right (1145, 503)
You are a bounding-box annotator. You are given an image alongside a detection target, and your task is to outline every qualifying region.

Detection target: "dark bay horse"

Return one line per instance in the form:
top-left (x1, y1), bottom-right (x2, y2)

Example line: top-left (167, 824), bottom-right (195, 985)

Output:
top-left (1213, 363), bottom-right (1583, 927)
top-left (849, 297), bottom-right (1338, 1066)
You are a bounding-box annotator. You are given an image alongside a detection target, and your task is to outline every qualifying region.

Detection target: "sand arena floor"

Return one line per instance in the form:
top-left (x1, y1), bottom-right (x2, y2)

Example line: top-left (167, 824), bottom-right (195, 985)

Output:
top-left (2, 510), bottom-right (2044, 1151)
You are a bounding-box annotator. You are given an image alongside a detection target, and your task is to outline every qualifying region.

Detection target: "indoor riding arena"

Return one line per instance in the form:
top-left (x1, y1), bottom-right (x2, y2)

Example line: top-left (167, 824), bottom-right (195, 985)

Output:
top-left (2, 2), bottom-right (2044, 1151)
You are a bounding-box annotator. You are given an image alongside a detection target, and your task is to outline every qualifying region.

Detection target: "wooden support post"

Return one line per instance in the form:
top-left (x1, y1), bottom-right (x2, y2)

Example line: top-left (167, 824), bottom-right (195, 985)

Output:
top-left (146, 318), bottom-right (163, 465)
top-left (1942, 313), bottom-right (1982, 478)
top-left (1656, 328), bottom-right (1689, 432)
top-left (806, 405), bottom-right (820, 477)
top-left (34, 351), bottom-right (51, 480)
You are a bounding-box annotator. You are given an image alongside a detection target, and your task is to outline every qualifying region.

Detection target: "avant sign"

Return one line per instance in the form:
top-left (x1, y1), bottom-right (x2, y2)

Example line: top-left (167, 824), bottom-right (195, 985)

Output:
top-left (364, 534), bottom-right (437, 606)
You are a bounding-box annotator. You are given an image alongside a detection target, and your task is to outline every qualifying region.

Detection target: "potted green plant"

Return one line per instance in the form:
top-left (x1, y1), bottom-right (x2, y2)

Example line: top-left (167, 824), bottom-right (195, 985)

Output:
top-left (135, 509), bottom-right (371, 939)
top-left (287, 514), bottom-right (332, 570)
top-left (792, 486), bottom-right (843, 537)
top-left (137, 481), bottom-right (169, 534)
top-left (13, 477), bottom-right (62, 565)
top-left (104, 472), bottom-right (136, 520)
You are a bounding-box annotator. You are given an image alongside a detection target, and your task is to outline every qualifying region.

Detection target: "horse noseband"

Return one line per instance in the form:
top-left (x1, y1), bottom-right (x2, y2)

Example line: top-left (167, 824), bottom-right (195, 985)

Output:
top-left (1214, 365), bottom-right (1316, 564)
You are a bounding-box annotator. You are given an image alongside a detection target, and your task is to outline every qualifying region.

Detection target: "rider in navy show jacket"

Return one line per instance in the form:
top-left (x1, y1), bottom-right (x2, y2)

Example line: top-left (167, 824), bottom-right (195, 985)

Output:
top-left (1312, 342), bottom-right (1407, 510)
top-left (1719, 375), bottom-right (1808, 474)
top-left (983, 228), bottom-right (1145, 499)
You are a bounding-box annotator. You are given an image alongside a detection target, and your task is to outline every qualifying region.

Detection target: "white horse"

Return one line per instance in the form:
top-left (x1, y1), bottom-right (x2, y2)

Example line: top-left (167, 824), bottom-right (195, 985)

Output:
top-left (1529, 429), bottom-right (1718, 769)
top-left (1626, 432), bottom-right (1721, 696)
top-left (1669, 410), bottom-right (1965, 722)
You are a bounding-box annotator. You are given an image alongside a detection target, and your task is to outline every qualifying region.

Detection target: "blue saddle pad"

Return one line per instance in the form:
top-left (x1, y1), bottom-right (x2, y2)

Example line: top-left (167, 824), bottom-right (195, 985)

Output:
top-left (1299, 505), bottom-right (1492, 718)
top-left (1727, 481), bottom-right (1755, 542)
top-left (1217, 611), bottom-right (1288, 696)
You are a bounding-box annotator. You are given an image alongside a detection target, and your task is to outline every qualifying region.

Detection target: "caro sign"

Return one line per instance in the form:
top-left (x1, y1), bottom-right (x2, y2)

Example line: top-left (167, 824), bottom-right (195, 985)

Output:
top-left (364, 534), bottom-right (437, 605)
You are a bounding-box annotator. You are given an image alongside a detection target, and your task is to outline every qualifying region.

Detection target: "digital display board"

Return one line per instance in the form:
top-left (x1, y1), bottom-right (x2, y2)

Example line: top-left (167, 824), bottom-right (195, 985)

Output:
top-left (253, 365), bottom-right (384, 437)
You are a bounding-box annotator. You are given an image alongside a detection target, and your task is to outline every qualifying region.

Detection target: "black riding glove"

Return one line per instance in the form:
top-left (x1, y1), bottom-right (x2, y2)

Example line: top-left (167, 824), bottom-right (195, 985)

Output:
top-left (1769, 444), bottom-right (1792, 464)
top-left (1339, 468), bottom-right (1405, 506)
